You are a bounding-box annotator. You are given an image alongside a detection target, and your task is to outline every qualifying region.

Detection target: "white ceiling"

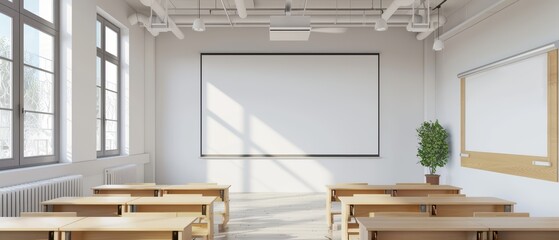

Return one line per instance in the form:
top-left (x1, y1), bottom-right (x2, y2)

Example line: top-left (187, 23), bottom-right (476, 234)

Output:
top-left (125, 0), bottom-right (468, 28)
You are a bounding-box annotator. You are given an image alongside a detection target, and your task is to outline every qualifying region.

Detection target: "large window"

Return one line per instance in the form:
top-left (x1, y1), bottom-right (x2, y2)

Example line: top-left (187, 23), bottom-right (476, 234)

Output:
top-left (0, 0), bottom-right (58, 169)
top-left (96, 15), bottom-right (120, 157)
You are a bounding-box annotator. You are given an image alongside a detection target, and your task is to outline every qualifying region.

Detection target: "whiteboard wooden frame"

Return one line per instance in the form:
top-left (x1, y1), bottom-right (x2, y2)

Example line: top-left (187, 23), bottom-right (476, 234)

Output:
top-left (460, 50), bottom-right (558, 182)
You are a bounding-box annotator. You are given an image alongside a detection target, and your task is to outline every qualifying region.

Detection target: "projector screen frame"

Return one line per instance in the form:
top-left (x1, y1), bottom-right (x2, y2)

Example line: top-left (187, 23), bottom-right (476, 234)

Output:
top-left (199, 52), bottom-right (381, 158)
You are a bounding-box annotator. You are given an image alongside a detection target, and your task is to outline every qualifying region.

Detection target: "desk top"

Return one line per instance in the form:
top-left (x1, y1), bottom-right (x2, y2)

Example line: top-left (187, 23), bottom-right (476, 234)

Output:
top-left (326, 184), bottom-right (461, 191)
top-left (356, 217), bottom-right (488, 231)
top-left (92, 185), bottom-right (166, 190)
top-left (42, 196), bottom-right (139, 205)
top-left (59, 217), bottom-right (197, 231)
top-left (339, 196), bottom-right (515, 205)
top-left (0, 217), bottom-right (84, 231)
top-left (475, 217), bottom-right (559, 231)
top-left (162, 185), bottom-right (231, 190)
top-left (357, 217), bottom-right (559, 232)
top-left (127, 196), bottom-right (217, 205)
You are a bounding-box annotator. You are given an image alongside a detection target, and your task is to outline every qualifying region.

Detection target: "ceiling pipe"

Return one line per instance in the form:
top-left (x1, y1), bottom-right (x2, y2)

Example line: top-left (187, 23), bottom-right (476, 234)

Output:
top-left (171, 15), bottom-right (416, 25)
top-left (234, 0), bottom-right (247, 18)
top-left (139, 0), bottom-right (166, 17)
top-left (382, 0), bottom-right (415, 20)
top-left (415, 14), bottom-right (446, 40)
top-left (139, 0), bottom-right (185, 39)
top-left (128, 13), bottom-right (159, 37)
top-left (176, 23), bottom-right (409, 28)
top-left (169, 7), bottom-right (420, 14)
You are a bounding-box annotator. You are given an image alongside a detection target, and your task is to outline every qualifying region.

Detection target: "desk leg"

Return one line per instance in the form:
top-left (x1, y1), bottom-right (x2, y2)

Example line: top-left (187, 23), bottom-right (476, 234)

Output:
top-left (341, 203), bottom-right (350, 240)
top-left (217, 189), bottom-right (230, 232)
top-left (218, 200), bottom-right (230, 233)
top-left (223, 189), bottom-right (230, 226)
top-left (326, 190), bottom-right (333, 229)
top-left (182, 226), bottom-right (192, 240)
top-left (207, 203), bottom-right (214, 240)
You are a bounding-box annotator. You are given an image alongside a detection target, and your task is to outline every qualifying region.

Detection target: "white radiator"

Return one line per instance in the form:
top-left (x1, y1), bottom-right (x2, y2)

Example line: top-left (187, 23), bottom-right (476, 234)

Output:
top-left (0, 175), bottom-right (83, 217)
top-left (104, 164), bottom-right (137, 185)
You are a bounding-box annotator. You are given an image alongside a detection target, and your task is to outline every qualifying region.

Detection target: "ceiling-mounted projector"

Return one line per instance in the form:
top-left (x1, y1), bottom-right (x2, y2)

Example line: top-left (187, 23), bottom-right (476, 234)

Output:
top-left (269, 16), bottom-right (311, 41)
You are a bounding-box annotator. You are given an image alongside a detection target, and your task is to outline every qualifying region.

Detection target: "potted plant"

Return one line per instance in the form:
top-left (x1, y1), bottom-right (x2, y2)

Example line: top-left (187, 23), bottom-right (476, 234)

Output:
top-left (416, 120), bottom-right (449, 185)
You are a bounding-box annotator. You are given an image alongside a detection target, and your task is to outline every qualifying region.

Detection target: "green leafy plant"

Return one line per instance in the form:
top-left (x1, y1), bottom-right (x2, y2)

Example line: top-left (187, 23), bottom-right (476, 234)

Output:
top-left (416, 120), bottom-right (449, 175)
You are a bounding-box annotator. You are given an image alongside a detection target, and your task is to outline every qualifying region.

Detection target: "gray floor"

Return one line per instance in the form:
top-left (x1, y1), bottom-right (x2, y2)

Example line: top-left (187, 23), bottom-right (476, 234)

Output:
top-left (215, 193), bottom-right (335, 240)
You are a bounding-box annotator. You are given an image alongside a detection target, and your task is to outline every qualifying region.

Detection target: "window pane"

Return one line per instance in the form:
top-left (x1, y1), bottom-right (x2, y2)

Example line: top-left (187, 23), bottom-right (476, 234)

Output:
top-left (105, 61), bottom-right (118, 91)
top-left (105, 26), bottom-right (118, 57)
top-left (24, 25), bottom-right (54, 72)
top-left (96, 57), bottom-right (101, 86)
top-left (96, 119), bottom-right (101, 151)
top-left (96, 20), bottom-right (102, 49)
top-left (0, 110), bottom-right (12, 159)
top-left (24, 0), bottom-right (54, 24)
top-left (0, 12), bottom-right (12, 59)
top-left (24, 66), bottom-right (54, 113)
top-left (105, 120), bottom-right (118, 150)
top-left (0, 59), bottom-right (12, 108)
top-left (96, 87), bottom-right (101, 118)
top-left (105, 90), bottom-right (117, 120)
top-left (24, 112), bottom-right (54, 157)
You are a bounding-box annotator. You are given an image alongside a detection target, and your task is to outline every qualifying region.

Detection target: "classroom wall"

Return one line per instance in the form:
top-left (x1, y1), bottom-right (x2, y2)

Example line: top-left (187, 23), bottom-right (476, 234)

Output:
top-left (155, 27), bottom-right (427, 192)
top-left (0, 0), bottom-right (152, 195)
top-left (434, 0), bottom-right (559, 216)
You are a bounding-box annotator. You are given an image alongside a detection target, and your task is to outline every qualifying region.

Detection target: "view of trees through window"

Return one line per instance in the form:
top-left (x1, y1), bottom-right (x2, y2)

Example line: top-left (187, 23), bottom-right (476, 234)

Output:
top-left (0, 0), bottom-right (58, 169)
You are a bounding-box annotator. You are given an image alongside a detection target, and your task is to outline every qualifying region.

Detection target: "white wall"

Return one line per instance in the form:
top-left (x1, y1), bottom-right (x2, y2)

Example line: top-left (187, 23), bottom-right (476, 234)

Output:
top-left (0, 0), bottom-right (152, 195)
top-left (434, 0), bottom-right (559, 216)
top-left (156, 27), bottom-right (426, 192)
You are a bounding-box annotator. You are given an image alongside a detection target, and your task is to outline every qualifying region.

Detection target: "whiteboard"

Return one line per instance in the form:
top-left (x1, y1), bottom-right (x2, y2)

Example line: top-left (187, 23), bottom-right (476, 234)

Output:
top-left (464, 53), bottom-right (548, 157)
top-left (201, 54), bottom-right (379, 157)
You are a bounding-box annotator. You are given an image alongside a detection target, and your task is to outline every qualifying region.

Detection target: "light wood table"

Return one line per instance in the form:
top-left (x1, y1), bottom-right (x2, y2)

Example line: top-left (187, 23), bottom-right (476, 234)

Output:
top-left (476, 217), bottom-right (559, 240)
top-left (356, 217), bottom-right (488, 240)
top-left (126, 196), bottom-right (217, 240)
top-left (42, 197), bottom-right (139, 217)
top-left (162, 184), bottom-right (231, 227)
top-left (340, 196), bottom-right (515, 240)
top-left (92, 184), bottom-right (166, 197)
top-left (59, 216), bottom-right (196, 240)
top-left (326, 184), bottom-right (462, 228)
top-left (0, 217), bottom-right (83, 240)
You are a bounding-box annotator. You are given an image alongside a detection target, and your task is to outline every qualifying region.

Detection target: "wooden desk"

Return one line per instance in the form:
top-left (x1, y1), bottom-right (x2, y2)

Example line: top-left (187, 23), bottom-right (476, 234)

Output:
top-left (356, 217), bottom-right (488, 240)
top-left (92, 184), bottom-right (166, 197)
top-left (340, 196), bottom-right (515, 240)
top-left (356, 217), bottom-right (559, 240)
top-left (162, 184), bottom-right (231, 227)
top-left (326, 184), bottom-right (462, 228)
top-left (0, 217), bottom-right (83, 240)
top-left (126, 196), bottom-right (217, 240)
top-left (42, 197), bottom-right (139, 217)
top-left (59, 216), bottom-right (196, 240)
top-left (477, 217), bottom-right (559, 240)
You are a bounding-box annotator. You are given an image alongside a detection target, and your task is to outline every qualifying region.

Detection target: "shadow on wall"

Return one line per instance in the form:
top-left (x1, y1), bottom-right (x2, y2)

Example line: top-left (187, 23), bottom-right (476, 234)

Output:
top-left (203, 82), bottom-right (330, 192)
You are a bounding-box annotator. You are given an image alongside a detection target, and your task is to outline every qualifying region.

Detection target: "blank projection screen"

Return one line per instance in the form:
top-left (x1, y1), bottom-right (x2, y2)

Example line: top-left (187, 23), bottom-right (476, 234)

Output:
top-left (464, 53), bottom-right (548, 157)
top-left (200, 54), bottom-right (379, 157)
